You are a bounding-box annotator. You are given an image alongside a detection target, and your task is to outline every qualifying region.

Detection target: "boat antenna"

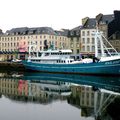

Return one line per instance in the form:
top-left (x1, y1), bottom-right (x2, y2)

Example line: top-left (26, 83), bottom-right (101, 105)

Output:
top-left (94, 21), bottom-right (99, 57)
top-left (96, 21), bottom-right (99, 32)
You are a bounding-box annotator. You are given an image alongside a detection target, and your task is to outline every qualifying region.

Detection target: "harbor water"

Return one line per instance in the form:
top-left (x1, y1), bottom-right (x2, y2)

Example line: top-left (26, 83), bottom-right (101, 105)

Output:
top-left (0, 70), bottom-right (120, 120)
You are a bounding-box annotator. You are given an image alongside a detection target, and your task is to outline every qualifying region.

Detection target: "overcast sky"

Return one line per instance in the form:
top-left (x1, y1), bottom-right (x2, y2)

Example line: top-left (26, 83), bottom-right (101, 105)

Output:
top-left (0, 0), bottom-right (120, 32)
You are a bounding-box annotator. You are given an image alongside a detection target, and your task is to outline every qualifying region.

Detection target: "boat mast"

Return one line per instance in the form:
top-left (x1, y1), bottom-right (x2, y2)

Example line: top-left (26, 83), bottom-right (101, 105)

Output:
top-left (94, 21), bottom-right (119, 58)
top-left (28, 42), bottom-right (31, 58)
top-left (95, 21), bottom-right (105, 58)
top-left (94, 22), bottom-right (99, 58)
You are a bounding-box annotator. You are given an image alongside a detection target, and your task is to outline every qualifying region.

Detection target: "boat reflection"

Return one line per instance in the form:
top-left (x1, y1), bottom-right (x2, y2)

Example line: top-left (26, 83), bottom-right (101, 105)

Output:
top-left (23, 72), bottom-right (120, 93)
top-left (0, 72), bottom-right (120, 120)
top-left (68, 84), bottom-right (120, 120)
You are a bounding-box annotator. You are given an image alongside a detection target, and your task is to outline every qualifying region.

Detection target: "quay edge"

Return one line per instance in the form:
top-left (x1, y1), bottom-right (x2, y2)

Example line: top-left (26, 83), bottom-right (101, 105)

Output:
top-left (0, 62), bottom-right (25, 71)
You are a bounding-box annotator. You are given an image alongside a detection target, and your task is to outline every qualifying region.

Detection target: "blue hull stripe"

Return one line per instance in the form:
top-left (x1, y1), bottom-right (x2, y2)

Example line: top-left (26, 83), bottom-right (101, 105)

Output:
top-left (22, 59), bottom-right (120, 75)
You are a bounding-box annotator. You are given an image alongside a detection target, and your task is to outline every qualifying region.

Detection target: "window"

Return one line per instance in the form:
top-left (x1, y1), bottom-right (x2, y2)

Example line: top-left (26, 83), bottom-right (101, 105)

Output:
top-left (77, 37), bottom-right (79, 42)
top-left (70, 43), bottom-right (73, 47)
top-left (87, 31), bottom-right (90, 36)
top-left (40, 41), bottom-right (42, 45)
top-left (71, 49), bottom-right (73, 53)
top-left (82, 38), bottom-right (85, 43)
top-left (40, 46), bottom-right (42, 50)
top-left (55, 41), bottom-right (57, 45)
top-left (77, 49), bottom-right (79, 54)
top-left (71, 37), bottom-right (73, 42)
top-left (77, 44), bottom-right (79, 47)
top-left (92, 46), bottom-right (95, 52)
top-left (87, 38), bottom-right (90, 43)
top-left (92, 38), bottom-right (95, 44)
top-left (82, 31), bottom-right (85, 36)
top-left (87, 46), bottom-right (90, 51)
top-left (82, 46), bottom-right (85, 51)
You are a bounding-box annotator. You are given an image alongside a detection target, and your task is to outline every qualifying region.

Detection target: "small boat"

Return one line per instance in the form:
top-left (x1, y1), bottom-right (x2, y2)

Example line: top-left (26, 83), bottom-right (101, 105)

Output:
top-left (22, 27), bottom-right (120, 76)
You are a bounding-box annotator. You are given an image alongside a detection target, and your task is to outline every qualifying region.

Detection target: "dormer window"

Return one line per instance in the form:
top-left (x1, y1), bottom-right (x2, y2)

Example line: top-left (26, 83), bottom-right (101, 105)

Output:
top-left (70, 31), bottom-right (74, 36)
top-left (76, 31), bottom-right (80, 35)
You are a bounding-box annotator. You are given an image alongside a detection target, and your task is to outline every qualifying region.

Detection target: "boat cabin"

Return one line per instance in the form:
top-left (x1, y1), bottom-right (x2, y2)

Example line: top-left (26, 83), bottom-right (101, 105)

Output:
top-left (28, 49), bottom-right (75, 64)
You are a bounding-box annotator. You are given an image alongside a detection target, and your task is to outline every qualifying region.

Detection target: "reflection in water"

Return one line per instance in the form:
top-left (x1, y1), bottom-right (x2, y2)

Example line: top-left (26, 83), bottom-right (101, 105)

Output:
top-left (68, 84), bottom-right (120, 120)
top-left (0, 72), bottom-right (71, 104)
top-left (0, 72), bottom-right (120, 120)
top-left (23, 72), bottom-right (120, 93)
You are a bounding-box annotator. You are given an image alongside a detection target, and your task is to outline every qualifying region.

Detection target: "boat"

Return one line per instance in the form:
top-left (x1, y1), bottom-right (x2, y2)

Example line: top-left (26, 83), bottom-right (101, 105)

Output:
top-left (22, 27), bottom-right (120, 76)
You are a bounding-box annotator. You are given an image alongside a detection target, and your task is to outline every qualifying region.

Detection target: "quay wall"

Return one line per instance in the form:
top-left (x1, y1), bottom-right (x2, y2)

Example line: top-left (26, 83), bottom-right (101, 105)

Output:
top-left (0, 62), bottom-right (25, 71)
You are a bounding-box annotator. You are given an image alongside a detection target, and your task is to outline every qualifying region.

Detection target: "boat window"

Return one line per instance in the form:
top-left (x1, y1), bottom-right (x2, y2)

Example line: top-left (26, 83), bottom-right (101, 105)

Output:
top-left (38, 52), bottom-right (42, 57)
top-left (45, 53), bottom-right (49, 56)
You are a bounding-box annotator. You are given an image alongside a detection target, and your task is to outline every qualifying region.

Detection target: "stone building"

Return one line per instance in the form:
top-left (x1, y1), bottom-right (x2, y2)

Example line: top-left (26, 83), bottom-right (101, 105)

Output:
top-left (81, 17), bottom-right (96, 56)
top-left (80, 10), bottom-right (120, 56)
top-left (108, 10), bottom-right (120, 52)
top-left (68, 26), bottom-right (82, 59)
top-left (0, 27), bottom-right (69, 61)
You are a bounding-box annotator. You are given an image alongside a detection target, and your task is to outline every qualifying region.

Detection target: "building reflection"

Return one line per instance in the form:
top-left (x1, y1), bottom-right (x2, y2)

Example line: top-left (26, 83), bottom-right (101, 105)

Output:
top-left (0, 72), bottom-right (120, 120)
top-left (0, 77), bottom-right (71, 104)
top-left (67, 84), bottom-right (120, 120)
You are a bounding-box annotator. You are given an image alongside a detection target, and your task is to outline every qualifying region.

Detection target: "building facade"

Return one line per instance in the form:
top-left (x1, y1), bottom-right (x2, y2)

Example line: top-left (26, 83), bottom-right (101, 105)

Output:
top-left (68, 26), bottom-right (82, 59)
top-left (80, 10), bottom-right (120, 57)
top-left (0, 10), bottom-right (120, 61)
top-left (0, 27), bottom-right (69, 61)
top-left (80, 17), bottom-right (96, 56)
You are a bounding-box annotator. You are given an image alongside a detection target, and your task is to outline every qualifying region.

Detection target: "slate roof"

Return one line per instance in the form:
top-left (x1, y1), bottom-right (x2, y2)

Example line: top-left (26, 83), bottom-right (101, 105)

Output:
top-left (99, 14), bottom-right (114, 24)
top-left (71, 26), bottom-right (82, 31)
top-left (83, 14), bottom-right (114, 29)
top-left (82, 18), bottom-right (96, 29)
top-left (55, 29), bottom-right (69, 36)
top-left (68, 26), bottom-right (82, 37)
top-left (5, 27), bottom-right (68, 36)
top-left (0, 29), bottom-right (3, 35)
